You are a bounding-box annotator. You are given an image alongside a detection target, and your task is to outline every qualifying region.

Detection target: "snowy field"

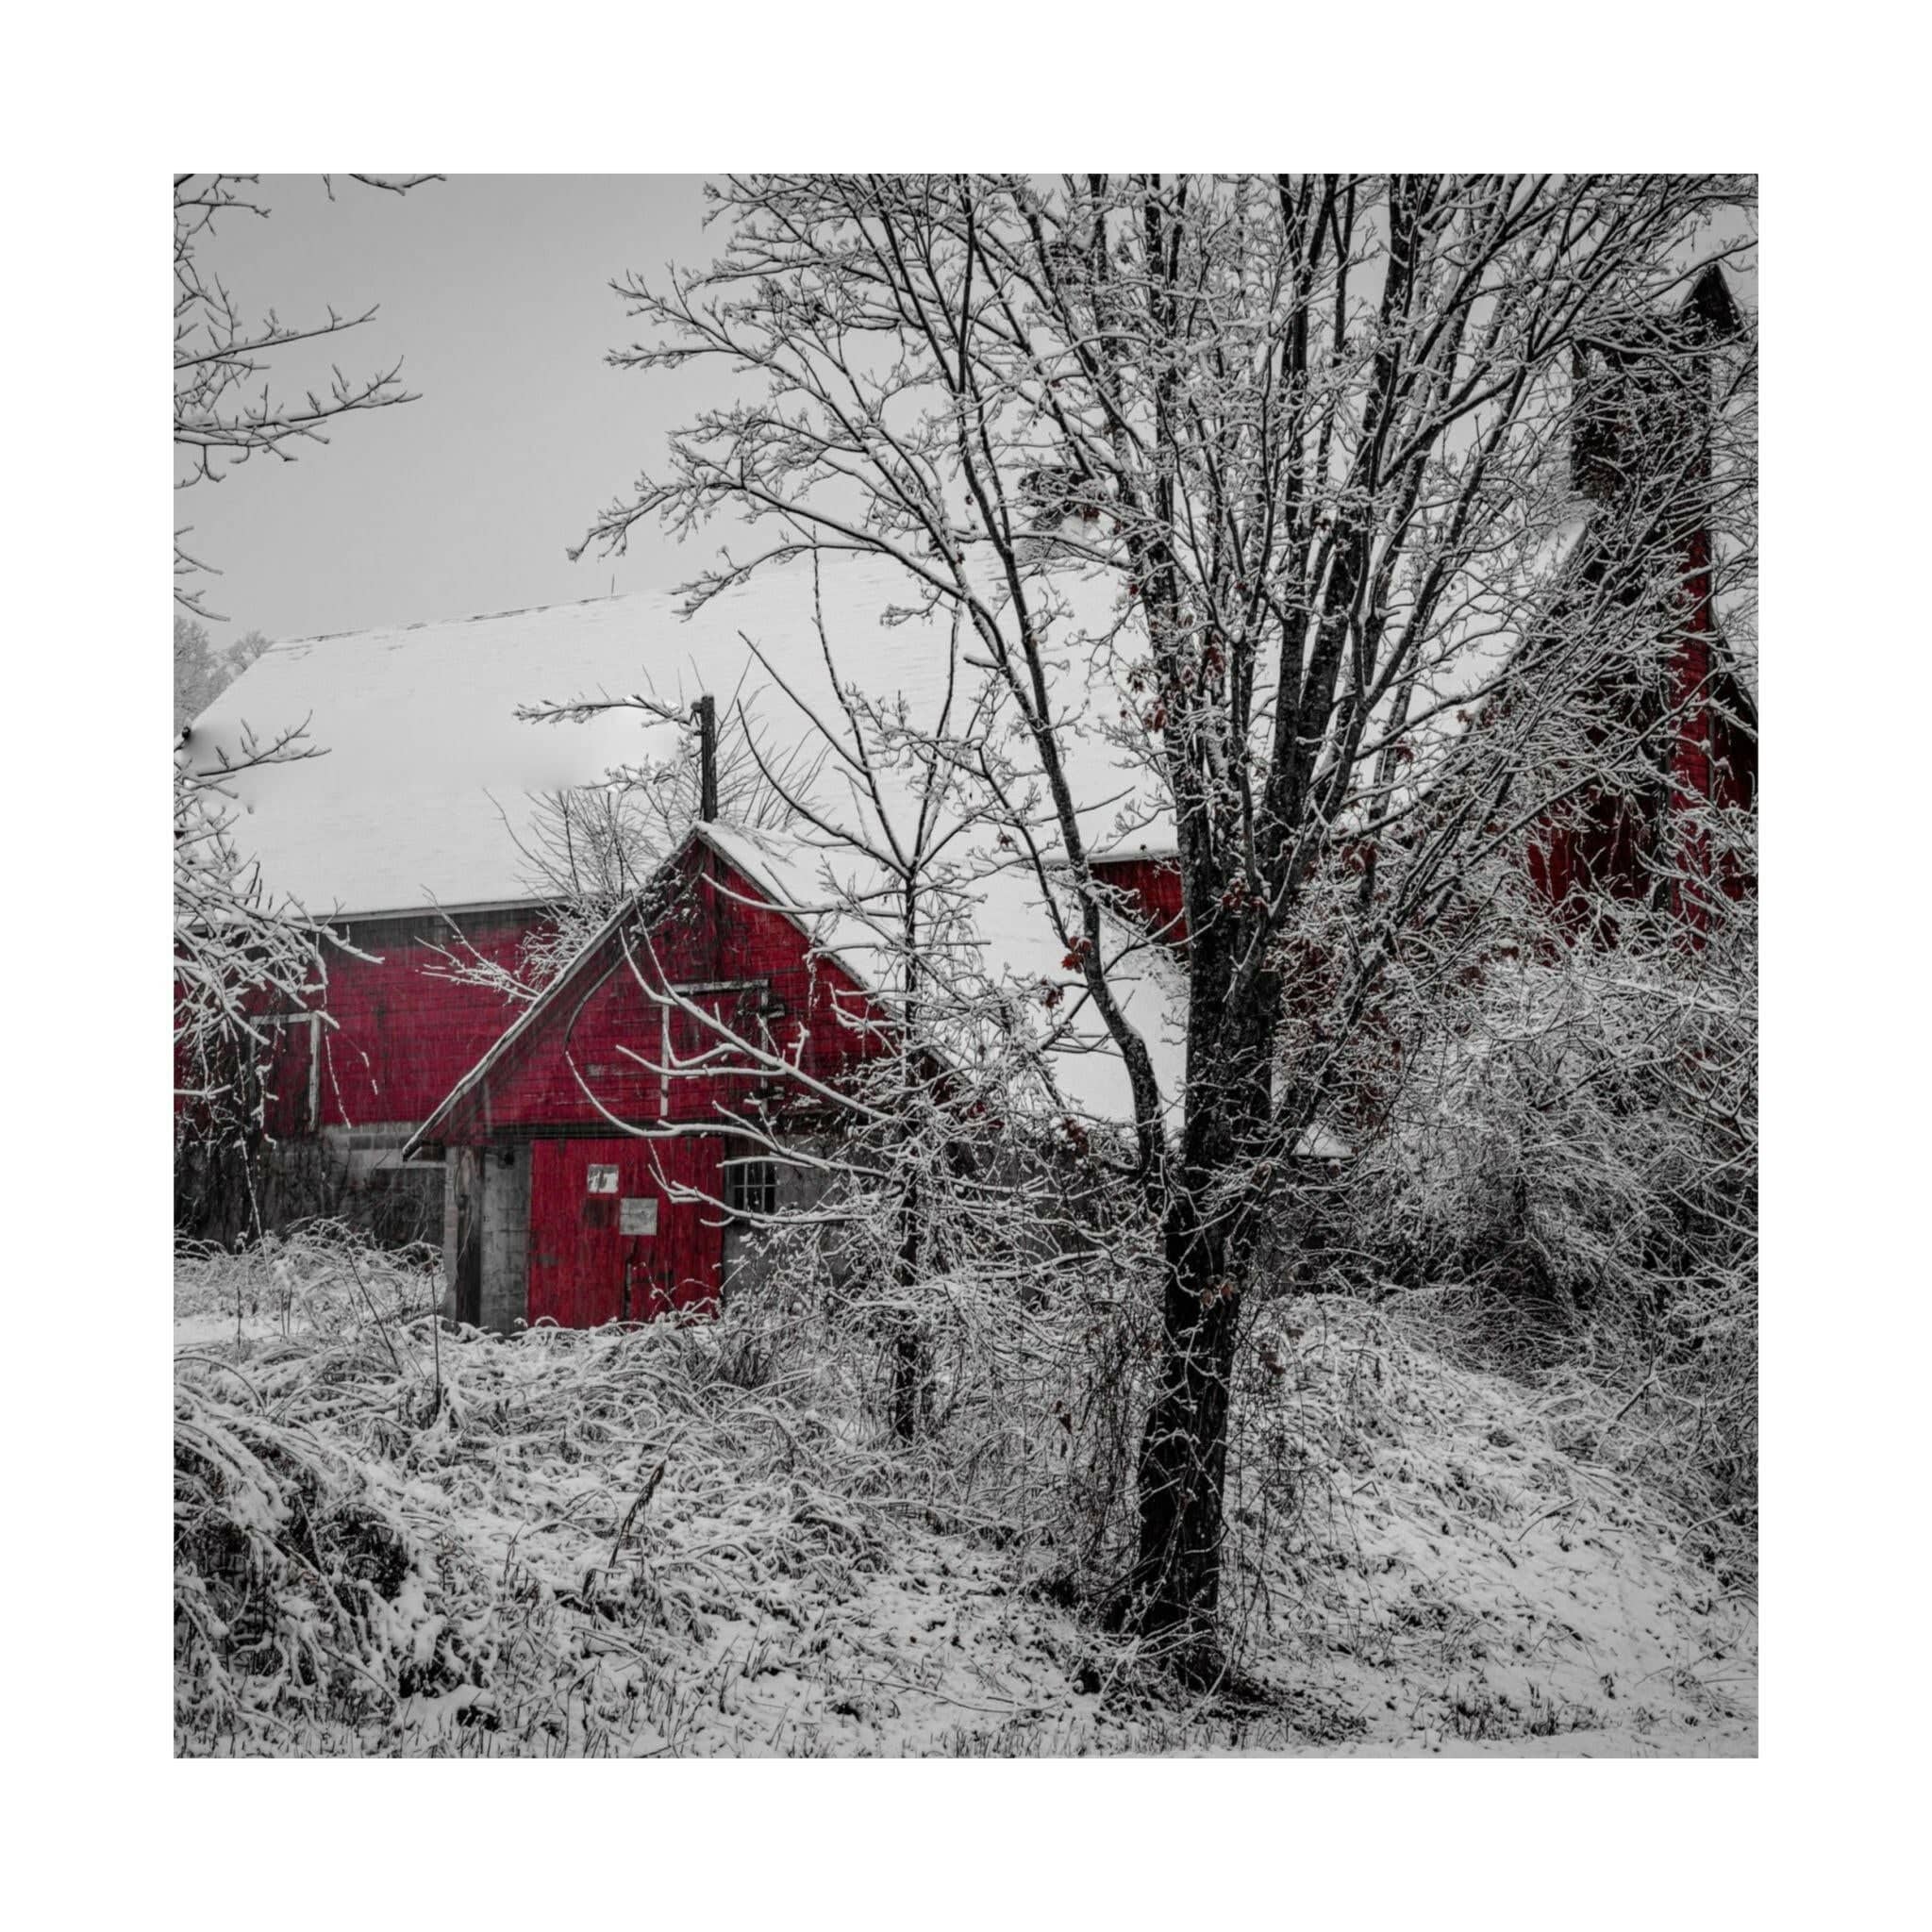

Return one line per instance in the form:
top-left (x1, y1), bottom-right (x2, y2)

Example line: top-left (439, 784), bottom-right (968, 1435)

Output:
top-left (175, 1242), bottom-right (1754, 1757)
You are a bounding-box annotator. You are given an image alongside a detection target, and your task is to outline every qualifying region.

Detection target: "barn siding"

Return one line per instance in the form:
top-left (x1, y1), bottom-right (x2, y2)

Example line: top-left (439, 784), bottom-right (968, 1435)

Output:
top-left (526, 1135), bottom-right (724, 1324)
top-left (264, 908), bottom-right (544, 1141)
top-left (434, 843), bottom-right (889, 1145)
top-left (1091, 856), bottom-right (1187, 947)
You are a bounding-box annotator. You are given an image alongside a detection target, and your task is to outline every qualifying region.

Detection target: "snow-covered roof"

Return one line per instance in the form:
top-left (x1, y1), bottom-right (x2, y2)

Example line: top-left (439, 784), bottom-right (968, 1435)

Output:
top-left (196, 553), bottom-right (1198, 1129)
top-left (407, 818), bottom-right (1191, 1147)
top-left (186, 553), bottom-right (1163, 919)
top-left (699, 821), bottom-right (1189, 1128)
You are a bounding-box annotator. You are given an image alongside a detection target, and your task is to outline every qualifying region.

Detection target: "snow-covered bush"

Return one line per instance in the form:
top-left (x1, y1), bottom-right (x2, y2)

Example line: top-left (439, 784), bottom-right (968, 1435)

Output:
top-left (174, 1218), bottom-right (1164, 1753)
top-left (174, 726), bottom-right (341, 1241)
top-left (1324, 883), bottom-right (1757, 1579)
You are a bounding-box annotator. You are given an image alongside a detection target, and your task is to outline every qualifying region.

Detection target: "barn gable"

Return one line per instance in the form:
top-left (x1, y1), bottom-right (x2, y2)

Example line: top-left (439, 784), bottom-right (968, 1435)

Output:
top-left (409, 825), bottom-right (887, 1157)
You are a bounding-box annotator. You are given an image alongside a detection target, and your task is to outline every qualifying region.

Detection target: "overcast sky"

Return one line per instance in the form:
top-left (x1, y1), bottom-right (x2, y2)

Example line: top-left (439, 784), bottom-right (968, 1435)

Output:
top-left (180, 176), bottom-right (1756, 656)
top-left (178, 175), bottom-right (735, 648)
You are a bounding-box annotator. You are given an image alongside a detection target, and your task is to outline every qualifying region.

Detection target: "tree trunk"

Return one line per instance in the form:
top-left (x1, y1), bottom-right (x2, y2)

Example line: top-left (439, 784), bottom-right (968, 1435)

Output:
top-left (1122, 1234), bottom-right (1242, 1653)
top-left (1114, 959), bottom-right (1277, 1665)
top-left (891, 1324), bottom-right (929, 1442)
top-left (889, 1171), bottom-right (928, 1442)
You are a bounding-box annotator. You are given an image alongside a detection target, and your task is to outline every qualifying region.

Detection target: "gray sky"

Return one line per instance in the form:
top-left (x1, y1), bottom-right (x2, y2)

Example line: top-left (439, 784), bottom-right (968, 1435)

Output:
top-left (178, 175), bottom-right (727, 648)
top-left (181, 176), bottom-right (1756, 655)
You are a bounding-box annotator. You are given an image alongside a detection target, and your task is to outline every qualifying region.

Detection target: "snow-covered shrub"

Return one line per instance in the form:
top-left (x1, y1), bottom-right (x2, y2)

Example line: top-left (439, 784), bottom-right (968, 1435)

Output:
top-left (1324, 887), bottom-right (1757, 1579)
top-left (175, 1219), bottom-right (436, 1340)
top-left (693, 1186), bottom-right (1163, 1592)
top-left (173, 1216), bottom-right (1166, 1754)
top-left (175, 1244), bottom-right (900, 1753)
top-left (177, 1204), bottom-right (1766, 1755)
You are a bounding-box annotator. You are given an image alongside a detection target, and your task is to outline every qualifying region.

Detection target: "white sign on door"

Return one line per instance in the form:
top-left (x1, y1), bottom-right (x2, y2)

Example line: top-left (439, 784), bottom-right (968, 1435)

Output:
top-left (620, 1196), bottom-right (658, 1236)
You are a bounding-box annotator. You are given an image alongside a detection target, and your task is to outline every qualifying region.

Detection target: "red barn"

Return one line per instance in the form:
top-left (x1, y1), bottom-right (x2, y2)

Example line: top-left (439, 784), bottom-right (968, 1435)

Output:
top-left (184, 558), bottom-right (1183, 1298)
top-left (398, 824), bottom-right (897, 1326)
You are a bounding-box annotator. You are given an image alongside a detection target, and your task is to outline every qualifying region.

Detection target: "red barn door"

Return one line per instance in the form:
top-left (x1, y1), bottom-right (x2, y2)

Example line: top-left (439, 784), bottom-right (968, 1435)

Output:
top-left (526, 1136), bottom-right (724, 1327)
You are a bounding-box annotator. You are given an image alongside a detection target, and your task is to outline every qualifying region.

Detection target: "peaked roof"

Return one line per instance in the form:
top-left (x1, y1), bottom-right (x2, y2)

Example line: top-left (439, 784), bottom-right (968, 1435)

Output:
top-left (1680, 260), bottom-right (1744, 341)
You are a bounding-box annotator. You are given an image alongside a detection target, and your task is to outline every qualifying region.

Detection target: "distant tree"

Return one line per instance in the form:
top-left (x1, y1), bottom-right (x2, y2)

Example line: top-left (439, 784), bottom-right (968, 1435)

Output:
top-left (578, 174), bottom-right (1756, 1663)
top-left (175, 616), bottom-right (271, 736)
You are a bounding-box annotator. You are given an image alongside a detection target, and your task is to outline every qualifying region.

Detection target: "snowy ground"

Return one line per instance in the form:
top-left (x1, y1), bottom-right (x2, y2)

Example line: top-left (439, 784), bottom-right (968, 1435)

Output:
top-left (174, 1257), bottom-right (1753, 1757)
top-left (1208, 1301), bottom-right (1756, 1756)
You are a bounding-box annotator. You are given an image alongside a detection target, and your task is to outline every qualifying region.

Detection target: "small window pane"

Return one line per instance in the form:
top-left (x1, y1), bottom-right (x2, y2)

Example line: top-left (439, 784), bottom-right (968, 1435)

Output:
top-left (726, 1160), bottom-right (777, 1217)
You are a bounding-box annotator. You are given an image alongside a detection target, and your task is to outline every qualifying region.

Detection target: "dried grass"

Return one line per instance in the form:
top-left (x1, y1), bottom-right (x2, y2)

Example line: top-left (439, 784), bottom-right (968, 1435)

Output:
top-left (174, 1223), bottom-right (1150, 1755)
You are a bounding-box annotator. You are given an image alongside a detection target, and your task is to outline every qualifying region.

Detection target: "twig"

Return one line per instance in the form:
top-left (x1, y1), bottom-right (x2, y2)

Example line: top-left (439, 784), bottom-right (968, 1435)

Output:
top-left (610, 1458), bottom-right (668, 1566)
top-left (1512, 1499), bottom-right (1578, 1544)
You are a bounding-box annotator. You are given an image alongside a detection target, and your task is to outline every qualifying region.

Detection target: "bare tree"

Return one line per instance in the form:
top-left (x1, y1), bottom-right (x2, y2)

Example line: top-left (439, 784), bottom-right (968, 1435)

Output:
top-left (174, 173), bottom-right (436, 619)
top-left (575, 174), bottom-right (1755, 1661)
top-left (175, 174), bottom-right (433, 1236)
top-left (174, 719), bottom-right (347, 1236)
top-left (499, 561), bottom-right (1103, 1443)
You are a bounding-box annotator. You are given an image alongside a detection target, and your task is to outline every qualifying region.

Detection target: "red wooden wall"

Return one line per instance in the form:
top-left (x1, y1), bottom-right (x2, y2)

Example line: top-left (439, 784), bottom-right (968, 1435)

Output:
top-left (434, 841), bottom-right (889, 1143)
top-left (1092, 856), bottom-right (1188, 948)
top-left (262, 908), bottom-right (542, 1139)
top-left (526, 1135), bottom-right (723, 1324)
